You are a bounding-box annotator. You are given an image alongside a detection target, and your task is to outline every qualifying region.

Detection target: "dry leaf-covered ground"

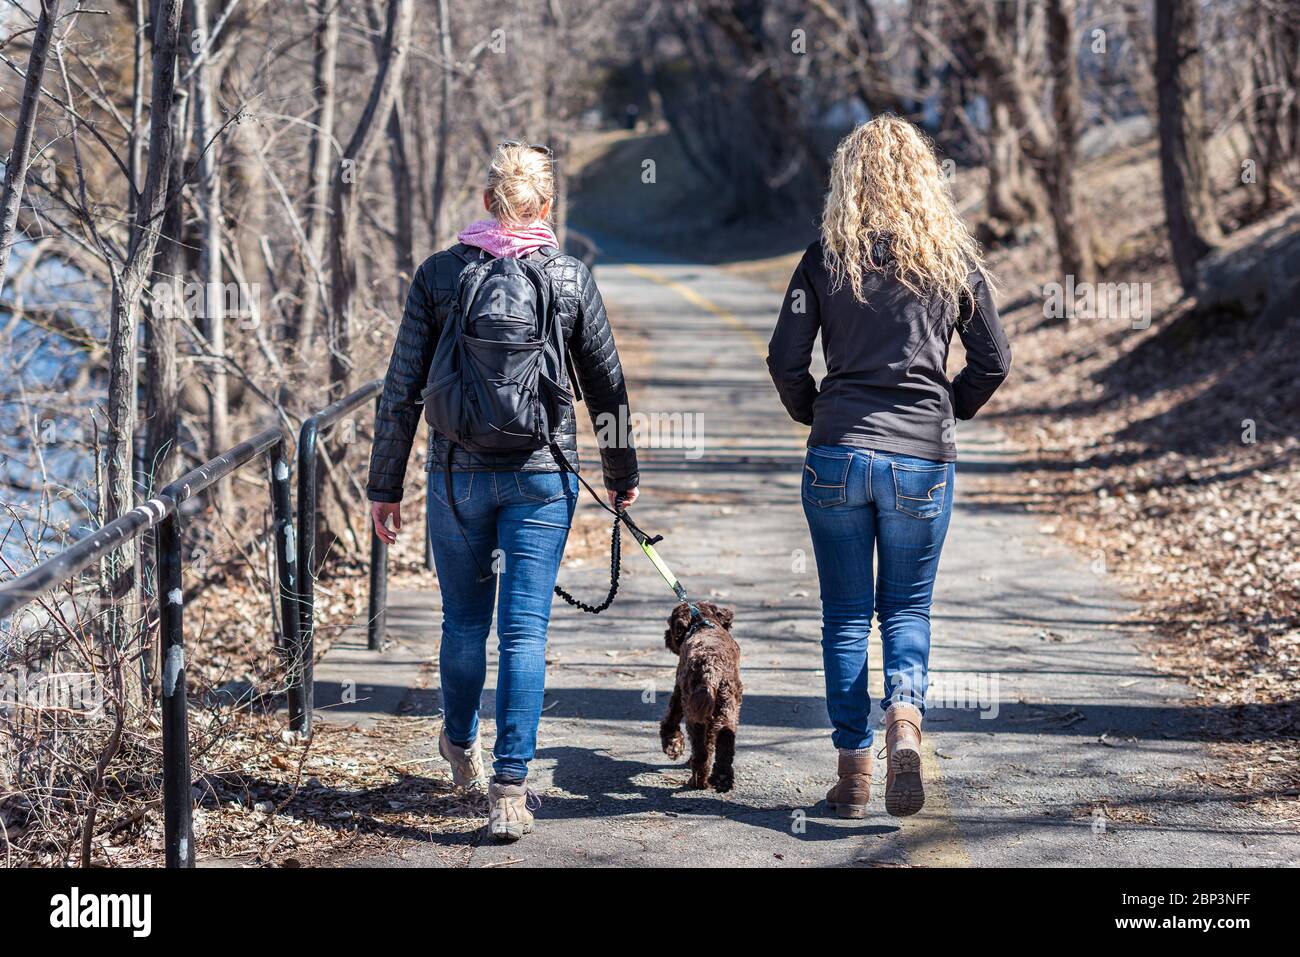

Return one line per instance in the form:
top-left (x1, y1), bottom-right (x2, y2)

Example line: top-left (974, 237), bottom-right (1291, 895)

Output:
top-left (972, 138), bottom-right (1300, 810)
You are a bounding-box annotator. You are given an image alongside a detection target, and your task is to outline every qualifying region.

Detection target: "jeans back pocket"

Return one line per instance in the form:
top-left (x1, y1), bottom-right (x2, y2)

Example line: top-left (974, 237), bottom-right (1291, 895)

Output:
top-left (513, 470), bottom-right (567, 503)
top-left (802, 447), bottom-right (853, 508)
top-left (432, 471), bottom-right (474, 507)
top-left (891, 462), bottom-right (948, 519)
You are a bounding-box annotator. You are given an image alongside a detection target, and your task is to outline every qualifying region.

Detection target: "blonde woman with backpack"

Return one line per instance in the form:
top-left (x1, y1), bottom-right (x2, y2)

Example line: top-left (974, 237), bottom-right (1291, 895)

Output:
top-left (367, 143), bottom-right (639, 840)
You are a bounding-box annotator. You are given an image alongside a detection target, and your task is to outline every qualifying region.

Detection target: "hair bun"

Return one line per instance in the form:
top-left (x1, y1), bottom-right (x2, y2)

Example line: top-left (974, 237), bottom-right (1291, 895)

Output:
top-left (486, 143), bottom-right (555, 226)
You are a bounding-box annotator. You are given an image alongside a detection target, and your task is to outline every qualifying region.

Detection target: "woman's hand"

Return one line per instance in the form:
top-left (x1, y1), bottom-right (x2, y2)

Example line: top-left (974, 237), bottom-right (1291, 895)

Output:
top-left (371, 502), bottom-right (401, 545)
top-left (609, 486), bottom-right (639, 510)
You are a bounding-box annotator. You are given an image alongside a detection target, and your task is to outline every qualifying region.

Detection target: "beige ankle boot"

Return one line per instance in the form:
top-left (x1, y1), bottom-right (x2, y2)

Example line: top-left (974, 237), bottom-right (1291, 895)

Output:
top-left (488, 780), bottom-right (536, 841)
top-left (825, 749), bottom-right (873, 818)
top-left (438, 728), bottom-right (485, 791)
top-left (884, 703), bottom-right (925, 816)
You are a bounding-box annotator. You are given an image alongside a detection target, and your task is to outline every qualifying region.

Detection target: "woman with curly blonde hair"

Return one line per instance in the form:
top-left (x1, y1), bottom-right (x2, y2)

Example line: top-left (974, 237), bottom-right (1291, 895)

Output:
top-left (767, 115), bottom-right (1011, 819)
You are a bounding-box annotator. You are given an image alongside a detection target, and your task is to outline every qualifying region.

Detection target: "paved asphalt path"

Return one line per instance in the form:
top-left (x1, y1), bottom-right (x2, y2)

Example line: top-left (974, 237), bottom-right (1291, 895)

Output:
top-left (325, 236), bottom-right (1299, 868)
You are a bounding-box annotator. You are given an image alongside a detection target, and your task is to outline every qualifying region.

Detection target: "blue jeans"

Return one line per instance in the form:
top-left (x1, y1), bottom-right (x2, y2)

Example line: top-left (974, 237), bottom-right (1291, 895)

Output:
top-left (801, 445), bottom-right (954, 751)
top-left (426, 468), bottom-right (578, 781)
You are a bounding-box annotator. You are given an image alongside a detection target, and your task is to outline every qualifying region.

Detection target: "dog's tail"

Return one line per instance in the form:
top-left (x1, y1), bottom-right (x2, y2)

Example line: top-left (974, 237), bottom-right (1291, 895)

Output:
top-left (688, 660), bottom-right (724, 717)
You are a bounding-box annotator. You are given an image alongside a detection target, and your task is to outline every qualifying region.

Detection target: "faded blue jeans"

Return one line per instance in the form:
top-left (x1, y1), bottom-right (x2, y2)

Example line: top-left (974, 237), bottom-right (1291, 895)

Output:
top-left (801, 445), bottom-right (955, 751)
top-left (427, 468), bottom-right (578, 782)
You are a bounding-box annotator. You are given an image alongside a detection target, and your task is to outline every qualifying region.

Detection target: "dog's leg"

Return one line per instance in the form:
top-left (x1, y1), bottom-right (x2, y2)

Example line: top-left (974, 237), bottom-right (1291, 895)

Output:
top-left (686, 722), bottom-right (712, 789)
top-left (709, 685), bottom-right (741, 792)
top-left (660, 687), bottom-right (685, 759)
top-left (708, 726), bottom-right (736, 792)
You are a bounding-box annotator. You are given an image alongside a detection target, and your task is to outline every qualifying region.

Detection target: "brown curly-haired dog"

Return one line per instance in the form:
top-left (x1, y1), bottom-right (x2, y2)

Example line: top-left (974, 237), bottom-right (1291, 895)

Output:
top-left (660, 602), bottom-right (743, 791)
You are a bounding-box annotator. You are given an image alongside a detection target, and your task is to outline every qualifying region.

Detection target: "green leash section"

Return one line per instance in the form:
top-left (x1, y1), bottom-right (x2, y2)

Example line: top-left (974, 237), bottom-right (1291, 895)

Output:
top-left (549, 442), bottom-right (700, 617)
top-left (619, 510), bottom-right (690, 605)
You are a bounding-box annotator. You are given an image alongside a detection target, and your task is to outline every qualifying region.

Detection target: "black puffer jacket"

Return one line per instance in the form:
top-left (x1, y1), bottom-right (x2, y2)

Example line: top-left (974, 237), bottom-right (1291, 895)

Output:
top-left (367, 243), bottom-right (639, 503)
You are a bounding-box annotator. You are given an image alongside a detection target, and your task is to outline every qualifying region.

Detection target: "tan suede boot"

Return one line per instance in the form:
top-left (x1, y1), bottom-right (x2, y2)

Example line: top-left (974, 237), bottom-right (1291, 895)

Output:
top-left (488, 780), bottom-right (536, 841)
top-left (884, 703), bottom-right (925, 816)
top-left (825, 749), bottom-right (874, 818)
top-left (438, 728), bottom-right (485, 792)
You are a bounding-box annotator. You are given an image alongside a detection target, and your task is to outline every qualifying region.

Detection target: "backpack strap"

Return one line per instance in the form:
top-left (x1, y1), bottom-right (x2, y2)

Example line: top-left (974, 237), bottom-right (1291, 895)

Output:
top-left (528, 246), bottom-right (584, 403)
top-left (451, 242), bottom-right (484, 264)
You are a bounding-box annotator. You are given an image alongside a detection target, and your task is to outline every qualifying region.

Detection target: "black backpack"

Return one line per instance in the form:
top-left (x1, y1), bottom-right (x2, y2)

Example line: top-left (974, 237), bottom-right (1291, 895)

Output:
top-left (421, 247), bottom-right (572, 453)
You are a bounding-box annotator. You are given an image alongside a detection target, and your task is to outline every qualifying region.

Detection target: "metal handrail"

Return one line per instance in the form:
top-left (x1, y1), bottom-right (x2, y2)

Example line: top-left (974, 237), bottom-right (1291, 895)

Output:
top-left (293, 380), bottom-right (386, 738)
top-left (0, 424), bottom-right (294, 868)
top-left (0, 381), bottom-right (390, 868)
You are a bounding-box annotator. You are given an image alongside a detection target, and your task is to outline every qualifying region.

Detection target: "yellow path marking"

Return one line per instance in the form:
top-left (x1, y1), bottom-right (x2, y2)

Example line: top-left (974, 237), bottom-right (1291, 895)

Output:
top-left (622, 260), bottom-right (971, 868)
top-left (906, 742), bottom-right (971, 867)
top-left (625, 263), bottom-right (772, 356)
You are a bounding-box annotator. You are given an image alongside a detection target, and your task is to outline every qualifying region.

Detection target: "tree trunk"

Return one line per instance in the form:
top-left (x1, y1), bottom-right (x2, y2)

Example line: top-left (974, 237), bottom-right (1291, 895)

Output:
top-left (104, 0), bottom-right (184, 641)
top-left (1043, 0), bottom-right (1094, 284)
top-left (141, 83), bottom-right (190, 699)
top-left (429, 0), bottom-right (453, 248)
top-left (0, 0), bottom-right (64, 300)
top-left (327, 0), bottom-right (414, 398)
top-left (1154, 0), bottom-right (1222, 293)
top-left (129, 0), bottom-right (146, 223)
top-left (959, 0), bottom-right (1093, 281)
top-left (387, 100), bottom-right (415, 286)
top-left (702, 0), bottom-right (827, 209)
top-left (971, 3), bottom-right (1039, 240)
top-left (984, 99), bottom-right (1041, 240)
top-left (190, 0), bottom-right (232, 510)
top-left (298, 0), bottom-right (339, 345)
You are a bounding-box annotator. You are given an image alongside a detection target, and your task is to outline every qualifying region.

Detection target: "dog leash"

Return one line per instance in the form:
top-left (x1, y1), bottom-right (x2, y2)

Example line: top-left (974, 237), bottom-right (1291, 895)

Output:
top-left (549, 444), bottom-right (707, 628)
top-left (553, 509), bottom-right (622, 613)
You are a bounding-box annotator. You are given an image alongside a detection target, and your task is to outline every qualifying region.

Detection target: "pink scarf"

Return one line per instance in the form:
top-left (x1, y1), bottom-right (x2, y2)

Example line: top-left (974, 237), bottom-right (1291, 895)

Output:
top-left (457, 218), bottom-right (558, 259)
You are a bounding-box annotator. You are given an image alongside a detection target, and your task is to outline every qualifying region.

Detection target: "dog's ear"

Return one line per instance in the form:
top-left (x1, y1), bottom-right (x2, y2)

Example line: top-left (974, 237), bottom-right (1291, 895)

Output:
top-left (696, 601), bottom-right (734, 630)
top-left (664, 602), bottom-right (693, 654)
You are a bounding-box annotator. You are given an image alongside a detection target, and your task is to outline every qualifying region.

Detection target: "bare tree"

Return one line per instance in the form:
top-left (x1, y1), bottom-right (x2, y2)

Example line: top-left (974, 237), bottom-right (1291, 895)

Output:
top-left (958, 0), bottom-right (1095, 282)
top-left (326, 0), bottom-right (414, 397)
top-left (191, 0), bottom-right (232, 511)
top-left (1217, 0), bottom-right (1300, 212)
top-left (807, 0), bottom-right (912, 118)
top-left (1043, 0), bottom-right (1094, 283)
top-left (297, 0), bottom-right (340, 345)
top-left (0, 0), bottom-right (64, 300)
top-left (967, 1), bottom-right (1042, 240)
top-left (703, 0), bottom-right (828, 195)
top-left (102, 0), bottom-right (184, 620)
top-left (1155, 0), bottom-right (1222, 292)
top-left (386, 99), bottom-right (415, 284)
top-left (429, 0), bottom-right (454, 247)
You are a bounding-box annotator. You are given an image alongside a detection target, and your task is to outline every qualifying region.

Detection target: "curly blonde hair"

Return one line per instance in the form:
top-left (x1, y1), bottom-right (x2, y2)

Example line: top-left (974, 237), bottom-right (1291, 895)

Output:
top-left (821, 116), bottom-right (987, 307)
top-left (486, 142), bottom-right (555, 226)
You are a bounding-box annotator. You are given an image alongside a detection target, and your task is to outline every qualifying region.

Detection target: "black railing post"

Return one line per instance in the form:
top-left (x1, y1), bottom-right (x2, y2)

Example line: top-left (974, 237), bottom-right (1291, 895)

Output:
top-left (158, 509), bottom-right (195, 868)
top-left (270, 439), bottom-right (299, 656)
top-left (368, 394), bottom-right (388, 650)
top-left (291, 381), bottom-right (384, 732)
top-left (292, 417), bottom-right (319, 737)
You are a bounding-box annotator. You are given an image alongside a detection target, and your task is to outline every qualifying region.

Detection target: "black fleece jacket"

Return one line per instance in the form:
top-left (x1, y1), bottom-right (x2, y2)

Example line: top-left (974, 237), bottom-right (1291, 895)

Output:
top-left (767, 239), bottom-right (1011, 462)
